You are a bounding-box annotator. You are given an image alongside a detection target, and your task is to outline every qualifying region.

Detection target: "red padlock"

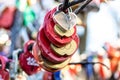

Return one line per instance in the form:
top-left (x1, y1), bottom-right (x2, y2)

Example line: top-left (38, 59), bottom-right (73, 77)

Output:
top-left (19, 40), bottom-right (41, 75)
top-left (40, 53), bottom-right (71, 72)
top-left (0, 55), bottom-right (10, 80)
top-left (32, 42), bottom-right (42, 64)
top-left (37, 27), bottom-right (79, 63)
top-left (37, 27), bottom-right (69, 63)
top-left (43, 8), bottom-right (76, 47)
top-left (0, 7), bottom-right (16, 29)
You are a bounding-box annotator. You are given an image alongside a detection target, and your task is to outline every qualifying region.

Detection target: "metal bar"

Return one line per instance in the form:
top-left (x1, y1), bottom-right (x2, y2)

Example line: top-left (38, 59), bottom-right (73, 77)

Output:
top-left (74, 0), bottom-right (92, 14)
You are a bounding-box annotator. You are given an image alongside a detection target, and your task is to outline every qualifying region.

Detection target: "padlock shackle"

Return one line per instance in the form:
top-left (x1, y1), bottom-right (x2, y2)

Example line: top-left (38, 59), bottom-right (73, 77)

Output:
top-left (56, 4), bottom-right (72, 13)
top-left (0, 55), bottom-right (6, 70)
top-left (74, 0), bottom-right (93, 14)
top-left (61, 0), bottom-right (69, 11)
top-left (60, 0), bottom-right (86, 11)
top-left (24, 40), bottom-right (35, 54)
top-left (59, 0), bottom-right (92, 14)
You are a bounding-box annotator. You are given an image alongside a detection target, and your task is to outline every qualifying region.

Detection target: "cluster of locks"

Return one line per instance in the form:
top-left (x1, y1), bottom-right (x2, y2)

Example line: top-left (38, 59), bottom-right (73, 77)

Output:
top-left (0, 0), bottom-right (85, 79)
top-left (2, 0), bottom-right (119, 80)
top-left (19, 5), bottom-right (79, 74)
top-left (0, 3), bottom-right (80, 80)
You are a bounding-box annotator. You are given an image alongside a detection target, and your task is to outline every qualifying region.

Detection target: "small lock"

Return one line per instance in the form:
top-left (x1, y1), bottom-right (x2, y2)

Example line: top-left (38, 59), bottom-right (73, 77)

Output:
top-left (41, 63), bottom-right (59, 72)
top-left (43, 8), bottom-right (76, 47)
top-left (41, 54), bottom-right (71, 69)
top-left (51, 40), bottom-right (77, 56)
top-left (53, 4), bottom-right (77, 32)
top-left (54, 25), bottom-right (75, 37)
top-left (0, 55), bottom-right (10, 80)
top-left (19, 40), bottom-right (41, 75)
top-left (37, 27), bottom-right (70, 63)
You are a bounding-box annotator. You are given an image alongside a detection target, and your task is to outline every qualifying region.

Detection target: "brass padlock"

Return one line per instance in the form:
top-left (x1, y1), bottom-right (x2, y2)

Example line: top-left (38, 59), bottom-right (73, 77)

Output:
top-left (54, 25), bottom-right (75, 37)
top-left (51, 40), bottom-right (77, 56)
top-left (41, 54), bottom-right (70, 69)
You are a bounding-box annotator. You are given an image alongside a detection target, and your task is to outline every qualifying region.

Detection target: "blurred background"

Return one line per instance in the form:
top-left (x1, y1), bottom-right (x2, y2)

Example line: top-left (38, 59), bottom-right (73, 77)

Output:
top-left (0, 0), bottom-right (120, 80)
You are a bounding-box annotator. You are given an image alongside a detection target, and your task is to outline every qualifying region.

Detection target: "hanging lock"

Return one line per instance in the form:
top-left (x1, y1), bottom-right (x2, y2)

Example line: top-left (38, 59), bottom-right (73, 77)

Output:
top-left (0, 56), bottom-right (10, 80)
top-left (53, 5), bottom-right (77, 32)
top-left (51, 36), bottom-right (79, 56)
top-left (43, 7), bottom-right (76, 47)
top-left (19, 40), bottom-right (41, 75)
top-left (41, 54), bottom-right (71, 70)
top-left (37, 27), bottom-right (70, 63)
top-left (54, 24), bottom-right (75, 37)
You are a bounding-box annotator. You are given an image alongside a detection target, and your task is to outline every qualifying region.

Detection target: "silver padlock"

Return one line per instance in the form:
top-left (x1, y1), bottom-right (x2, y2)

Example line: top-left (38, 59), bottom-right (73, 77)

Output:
top-left (53, 4), bottom-right (77, 32)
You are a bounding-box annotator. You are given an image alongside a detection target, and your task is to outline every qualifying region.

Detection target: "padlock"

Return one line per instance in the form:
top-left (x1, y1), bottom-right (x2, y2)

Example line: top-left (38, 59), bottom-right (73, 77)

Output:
top-left (41, 63), bottom-right (59, 72)
top-left (0, 55), bottom-right (10, 80)
top-left (37, 27), bottom-right (79, 63)
top-left (0, 7), bottom-right (16, 29)
top-left (41, 54), bottom-right (71, 70)
top-left (51, 39), bottom-right (78, 56)
top-left (53, 6), bottom-right (77, 31)
top-left (32, 42), bottom-right (42, 64)
top-left (54, 25), bottom-right (75, 37)
top-left (19, 40), bottom-right (41, 75)
top-left (39, 53), bottom-right (70, 72)
top-left (43, 7), bottom-right (77, 47)
top-left (37, 27), bottom-right (79, 72)
top-left (37, 27), bottom-right (70, 63)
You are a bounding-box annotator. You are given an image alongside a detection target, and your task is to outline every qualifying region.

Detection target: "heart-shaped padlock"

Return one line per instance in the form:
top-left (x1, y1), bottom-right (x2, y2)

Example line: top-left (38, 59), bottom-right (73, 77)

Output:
top-left (40, 54), bottom-right (71, 71)
top-left (37, 27), bottom-right (70, 63)
top-left (51, 39), bottom-right (79, 56)
top-left (54, 25), bottom-right (75, 37)
top-left (19, 40), bottom-right (41, 75)
top-left (0, 7), bottom-right (16, 29)
top-left (43, 7), bottom-right (77, 47)
top-left (0, 55), bottom-right (10, 80)
top-left (37, 27), bottom-right (79, 63)
top-left (53, 6), bottom-right (77, 31)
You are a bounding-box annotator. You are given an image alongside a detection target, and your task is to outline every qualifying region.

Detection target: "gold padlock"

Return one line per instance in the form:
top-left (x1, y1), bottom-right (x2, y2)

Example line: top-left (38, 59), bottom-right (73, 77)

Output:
top-left (51, 40), bottom-right (77, 56)
top-left (42, 56), bottom-right (71, 69)
top-left (54, 25), bottom-right (75, 37)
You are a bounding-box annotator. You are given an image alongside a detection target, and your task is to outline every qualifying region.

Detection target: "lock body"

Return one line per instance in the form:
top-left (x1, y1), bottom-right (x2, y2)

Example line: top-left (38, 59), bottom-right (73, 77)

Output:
top-left (19, 40), bottom-right (41, 75)
top-left (43, 8), bottom-right (77, 47)
top-left (0, 56), bottom-right (10, 80)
